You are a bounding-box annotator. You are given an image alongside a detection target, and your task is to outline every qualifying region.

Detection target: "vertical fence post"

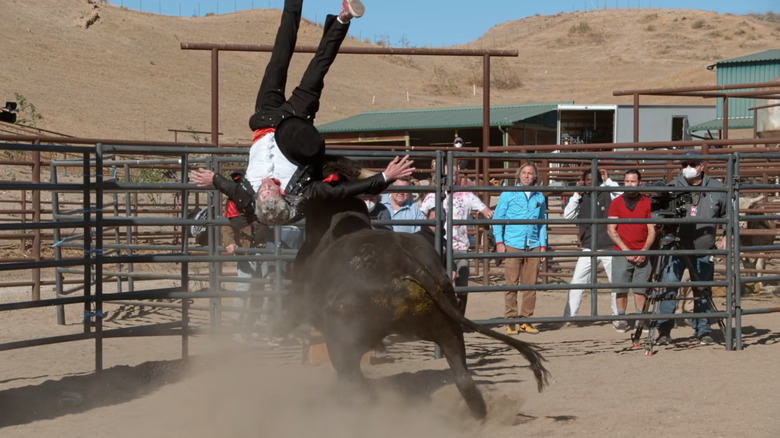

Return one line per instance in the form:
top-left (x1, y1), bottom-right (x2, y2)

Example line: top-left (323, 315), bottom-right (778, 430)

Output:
top-left (32, 147), bottom-right (41, 300)
top-left (95, 144), bottom-right (104, 373)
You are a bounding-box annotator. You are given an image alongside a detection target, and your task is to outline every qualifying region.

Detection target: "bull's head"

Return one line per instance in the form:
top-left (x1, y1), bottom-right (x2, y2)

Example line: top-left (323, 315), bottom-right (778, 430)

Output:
top-left (317, 210), bottom-right (371, 249)
top-left (738, 195), bottom-right (765, 229)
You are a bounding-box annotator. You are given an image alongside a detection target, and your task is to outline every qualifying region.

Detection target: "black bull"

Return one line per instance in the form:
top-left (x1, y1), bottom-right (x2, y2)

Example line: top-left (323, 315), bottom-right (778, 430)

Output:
top-left (284, 198), bottom-right (549, 419)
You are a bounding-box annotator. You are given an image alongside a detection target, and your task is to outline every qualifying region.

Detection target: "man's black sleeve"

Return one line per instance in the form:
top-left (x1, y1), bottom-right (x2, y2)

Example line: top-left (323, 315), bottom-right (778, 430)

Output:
top-left (303, 173), bottom-right (390, 200)
top-left (212, 173), bottom-right (255, 213)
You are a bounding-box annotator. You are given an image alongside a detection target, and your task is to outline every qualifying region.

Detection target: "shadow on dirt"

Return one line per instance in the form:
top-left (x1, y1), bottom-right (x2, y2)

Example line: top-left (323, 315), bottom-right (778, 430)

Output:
top-left (0, 359), bottom-right (188, 428)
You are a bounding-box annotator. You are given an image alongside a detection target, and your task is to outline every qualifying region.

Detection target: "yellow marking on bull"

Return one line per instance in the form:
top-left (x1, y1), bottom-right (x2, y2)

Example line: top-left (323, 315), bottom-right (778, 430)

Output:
top-left (390, 278), bottom-right (434, 319)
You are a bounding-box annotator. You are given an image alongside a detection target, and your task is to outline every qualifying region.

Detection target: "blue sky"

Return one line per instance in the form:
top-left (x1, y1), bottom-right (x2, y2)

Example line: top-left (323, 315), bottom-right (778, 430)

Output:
top-left (109, 0), bottom-right (777, 47)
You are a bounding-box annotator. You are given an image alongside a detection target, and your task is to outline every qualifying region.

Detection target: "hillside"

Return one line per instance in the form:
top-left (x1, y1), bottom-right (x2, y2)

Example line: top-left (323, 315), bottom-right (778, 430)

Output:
top-left (1, 0), bottom-right (778, 144)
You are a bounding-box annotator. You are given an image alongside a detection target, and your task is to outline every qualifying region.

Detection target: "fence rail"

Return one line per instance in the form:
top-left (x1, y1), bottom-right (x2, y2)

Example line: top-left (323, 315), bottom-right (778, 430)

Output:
top-left (1, 138), bottom-right (779, 373)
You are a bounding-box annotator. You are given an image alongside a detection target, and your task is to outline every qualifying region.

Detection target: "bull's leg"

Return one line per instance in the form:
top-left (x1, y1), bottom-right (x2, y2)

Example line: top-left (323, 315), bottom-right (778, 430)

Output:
top-left (325, 335), bottom-right (366, 384)
top-left (756, 257), bottom-right (766, 278)
top-left (741, 257), bottom-right (755, 273)
top-left (437, 327), bottom-right (487, 420)
top-left (741, 257), bottom-right (762, 292)
top-left (755, 257), bottom-right (766, 291)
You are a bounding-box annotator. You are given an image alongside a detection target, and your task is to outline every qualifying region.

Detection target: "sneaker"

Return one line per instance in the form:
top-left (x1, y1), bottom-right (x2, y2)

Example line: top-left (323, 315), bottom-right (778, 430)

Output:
top-left (613, 320), bottom-right (628, 333)
top-left (506, 324), bottom-right (519, 335)
top-left (338, 0), bottom-right (364, 22)
top-left (656, 335), bottom-right (671, 346)
top-left (698, 334), bottom-right (715, 345)
top-left (518, 323), bottom-right (539, 334)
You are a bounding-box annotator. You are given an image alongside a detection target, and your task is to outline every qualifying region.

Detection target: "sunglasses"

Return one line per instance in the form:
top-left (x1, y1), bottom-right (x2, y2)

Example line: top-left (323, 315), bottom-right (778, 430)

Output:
top-left (680, 161), bottom-right (701, 168)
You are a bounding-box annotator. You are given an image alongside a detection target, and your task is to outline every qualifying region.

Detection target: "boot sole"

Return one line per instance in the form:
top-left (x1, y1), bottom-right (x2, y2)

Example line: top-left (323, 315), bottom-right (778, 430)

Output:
top-left (346, 0), bottom-right (365, 18)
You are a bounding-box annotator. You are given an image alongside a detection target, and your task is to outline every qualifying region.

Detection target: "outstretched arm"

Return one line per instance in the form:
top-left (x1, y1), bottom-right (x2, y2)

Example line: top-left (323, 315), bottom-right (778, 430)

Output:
top-left (304, 172), bottom-right (392, 200)
top-left (382, 155), bottom-right (415, 182)
top-left (190, 168), bottom-right (215, 187)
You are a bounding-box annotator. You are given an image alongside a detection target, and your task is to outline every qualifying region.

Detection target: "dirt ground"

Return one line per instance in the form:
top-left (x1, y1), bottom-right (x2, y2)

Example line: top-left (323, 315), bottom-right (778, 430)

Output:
top-left (2, 282), bottom-right (779, 438)
top-left (2, 2), bottom-right (780, 436)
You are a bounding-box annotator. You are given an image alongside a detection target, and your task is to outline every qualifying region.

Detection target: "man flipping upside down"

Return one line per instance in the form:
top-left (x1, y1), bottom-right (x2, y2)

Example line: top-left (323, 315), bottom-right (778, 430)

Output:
top-left (190, 0), bottom-right (415, 224)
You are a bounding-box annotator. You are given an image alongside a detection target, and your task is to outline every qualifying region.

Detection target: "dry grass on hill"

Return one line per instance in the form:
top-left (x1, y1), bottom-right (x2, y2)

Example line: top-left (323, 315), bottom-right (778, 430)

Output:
top-left (1, 1), bottom-right (778, 144)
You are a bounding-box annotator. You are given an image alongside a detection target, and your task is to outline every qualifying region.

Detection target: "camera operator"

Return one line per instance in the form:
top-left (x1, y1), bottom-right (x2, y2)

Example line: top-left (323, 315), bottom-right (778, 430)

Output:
top-left (655, 150), bottom-right (727, 346)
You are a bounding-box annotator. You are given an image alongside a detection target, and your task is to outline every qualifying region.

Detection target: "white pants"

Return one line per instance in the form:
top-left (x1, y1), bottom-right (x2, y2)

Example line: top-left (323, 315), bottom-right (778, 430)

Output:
top-left (564, 250), bottom-right (618, 317)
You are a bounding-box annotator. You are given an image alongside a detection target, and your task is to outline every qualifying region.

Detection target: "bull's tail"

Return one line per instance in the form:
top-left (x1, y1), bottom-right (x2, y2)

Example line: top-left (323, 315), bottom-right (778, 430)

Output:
top-left (458, 312), bottom-right (549, 392)
top-left (407, 264), bottom-right (550, 392)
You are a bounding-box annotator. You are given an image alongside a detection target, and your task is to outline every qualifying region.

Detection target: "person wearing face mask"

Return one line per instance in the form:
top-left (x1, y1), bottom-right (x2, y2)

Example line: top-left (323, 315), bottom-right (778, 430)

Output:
top-left (655, 150), bottom-right (727, 346)
top-left (360, 193), bottom-right (391, 230)
top-left (607, 169), bottom-right (656, 332)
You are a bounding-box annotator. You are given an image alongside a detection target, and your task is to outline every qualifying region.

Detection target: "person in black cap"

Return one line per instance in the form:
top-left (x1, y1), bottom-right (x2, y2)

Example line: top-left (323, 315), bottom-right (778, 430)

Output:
top-left (655, 150), bottom-right (727, 346)
top-left (191, 0), bottom-right (414, 224)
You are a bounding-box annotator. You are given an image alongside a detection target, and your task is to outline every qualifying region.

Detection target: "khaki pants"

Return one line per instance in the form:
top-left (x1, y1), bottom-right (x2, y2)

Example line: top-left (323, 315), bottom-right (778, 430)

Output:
top-left (504, 245), bottom-right (540, 318)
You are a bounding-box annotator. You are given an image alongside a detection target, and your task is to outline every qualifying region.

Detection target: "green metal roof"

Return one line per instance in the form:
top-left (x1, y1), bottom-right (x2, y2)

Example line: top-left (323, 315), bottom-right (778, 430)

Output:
top-left (689, 117), bottom-right (755, 132)
top-left (712, 49), bottom-right (780, 67)
top-left (709, 49), bottom-right (780, 119)
top-left (316, 102), bottom-right (571, 133)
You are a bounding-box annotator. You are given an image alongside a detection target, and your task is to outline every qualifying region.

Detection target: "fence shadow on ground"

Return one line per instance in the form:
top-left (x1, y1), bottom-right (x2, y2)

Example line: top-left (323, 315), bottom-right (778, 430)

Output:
top-left (0, 359), bottom-right (189, 428)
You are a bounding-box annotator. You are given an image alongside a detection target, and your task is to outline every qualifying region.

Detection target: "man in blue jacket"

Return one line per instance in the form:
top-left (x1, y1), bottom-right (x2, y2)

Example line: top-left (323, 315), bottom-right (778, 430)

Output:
top-left (493, 163), bottom-right (547, 335)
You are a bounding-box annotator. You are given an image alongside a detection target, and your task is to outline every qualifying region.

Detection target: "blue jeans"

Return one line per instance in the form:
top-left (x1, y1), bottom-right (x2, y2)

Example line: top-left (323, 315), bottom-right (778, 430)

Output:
top-left (261, 226), bottom-right (304, 279)
top-left (234, 259), bottom-right (259, 323)
top-left (657, 255), bottom-right (714, 337)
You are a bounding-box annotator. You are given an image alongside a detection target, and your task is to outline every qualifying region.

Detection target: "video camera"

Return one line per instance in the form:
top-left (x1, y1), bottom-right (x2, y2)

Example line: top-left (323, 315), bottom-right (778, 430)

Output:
top-left (649, 190), bottom-right (691, 219)
top-left (648, 185), bottom-right (692, 243)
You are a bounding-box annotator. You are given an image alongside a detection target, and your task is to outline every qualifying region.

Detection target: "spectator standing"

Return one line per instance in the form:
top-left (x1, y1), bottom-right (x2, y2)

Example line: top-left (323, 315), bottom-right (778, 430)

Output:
top-left (492, 163), bottom-right (546, 334)
top-left (607, 169), bottom-right (656, 332)
top-left (361, 193), bottom-right (391, 230)
top-left (656, 151), bottom-right (727, 346)
top-left (414, 208), bottom-right (457, 281)
top-left (563, 168), bottom-right (622, 321)
top-left (420, 163), bottom-right (493, 315)
top-left (381, 178), bottom-right (425, 233)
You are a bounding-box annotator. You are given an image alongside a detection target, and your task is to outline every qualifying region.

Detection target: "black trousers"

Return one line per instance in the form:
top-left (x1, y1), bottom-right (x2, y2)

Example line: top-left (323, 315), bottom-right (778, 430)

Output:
top-left (249, 0), bottom-right (349, 131)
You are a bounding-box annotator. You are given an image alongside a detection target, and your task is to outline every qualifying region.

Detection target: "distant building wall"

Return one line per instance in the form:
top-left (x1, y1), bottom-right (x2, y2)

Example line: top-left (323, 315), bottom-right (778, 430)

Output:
top-left (615, 105), bottom-right (715, 143)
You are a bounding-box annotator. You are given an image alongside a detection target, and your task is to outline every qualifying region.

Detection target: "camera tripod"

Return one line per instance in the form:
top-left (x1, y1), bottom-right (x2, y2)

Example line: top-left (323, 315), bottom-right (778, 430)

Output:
top-left (630, 233), bottom-right (726, 356)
